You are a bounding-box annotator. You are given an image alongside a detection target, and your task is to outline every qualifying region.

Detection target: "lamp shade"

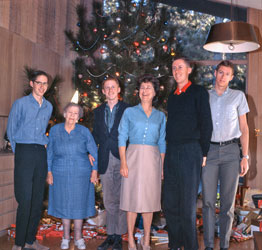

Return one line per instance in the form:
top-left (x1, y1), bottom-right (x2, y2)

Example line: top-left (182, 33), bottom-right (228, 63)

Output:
top-left (203, 21), bottom-right (260, 53)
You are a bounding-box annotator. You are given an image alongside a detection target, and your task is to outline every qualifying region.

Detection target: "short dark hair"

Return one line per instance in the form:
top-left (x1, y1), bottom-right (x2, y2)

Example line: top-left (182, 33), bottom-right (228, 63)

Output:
top-left (216, 60), bottom-right (234, 74)
top-left (63, 102), bottom-right (84, 118)
top-left (172, 56), bottom-right (192, 68)
top-left (30, 70), bottom-right (49, 82)
top-left (102, 76), bottom-right (120, 89)
top-left (137, 74), bottom-right (160, 106)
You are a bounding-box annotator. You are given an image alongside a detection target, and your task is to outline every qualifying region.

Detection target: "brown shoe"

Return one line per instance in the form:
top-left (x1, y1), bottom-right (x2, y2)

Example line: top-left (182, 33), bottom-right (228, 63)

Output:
top-left (24, 240), bottom-right (49, 250)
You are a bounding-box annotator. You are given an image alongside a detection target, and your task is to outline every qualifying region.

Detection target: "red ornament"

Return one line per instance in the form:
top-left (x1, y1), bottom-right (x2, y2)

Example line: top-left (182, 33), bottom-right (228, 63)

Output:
top-left (142, 41), bottom-right (146, 45)
top-left (136, 49), bottom-right (140, 55)
top-left (133, 41), bottom-right (140, 47)
top-left (104, 34), bottom-right (108, 38)
top-left (100, 48), bottom-right (105, 54)
top-left (93, 28), bottom-right (97, 33)
top-left (146, 37), bottom-right (150, 41)
top-left (87, 79), bottom-right (92, 84)
top-left (83, 92), bottom-right (88, 97)
top-left (163, 45), bottom-right (168, 52)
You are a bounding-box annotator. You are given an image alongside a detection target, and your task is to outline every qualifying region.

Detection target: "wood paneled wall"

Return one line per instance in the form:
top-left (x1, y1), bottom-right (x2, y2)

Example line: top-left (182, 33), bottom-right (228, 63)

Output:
top-left (247, 8), bottom-right (262, 189)
top-left (0, 0), bottom-right (85, 147)
top-left (0, 0), bottom-right (88, 230)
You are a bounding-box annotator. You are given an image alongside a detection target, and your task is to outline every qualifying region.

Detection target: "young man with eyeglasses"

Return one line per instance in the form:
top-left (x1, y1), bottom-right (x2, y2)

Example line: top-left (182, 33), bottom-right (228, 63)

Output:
top-left (202, 60), bottom-right (250, 250)
top-left (7, 70), bottom-right (52, 250)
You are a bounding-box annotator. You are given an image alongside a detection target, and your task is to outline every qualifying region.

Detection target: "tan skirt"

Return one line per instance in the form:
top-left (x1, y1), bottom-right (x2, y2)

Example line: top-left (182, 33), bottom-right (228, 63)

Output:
top-left (120, 144), bottom-right (162, 213)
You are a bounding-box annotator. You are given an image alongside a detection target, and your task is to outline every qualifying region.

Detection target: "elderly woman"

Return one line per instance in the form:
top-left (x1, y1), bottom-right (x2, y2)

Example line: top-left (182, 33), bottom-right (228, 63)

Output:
top-left (46, 103), bottom-right (98, 250)
top-left (118, 75), bottom-right (166, 250)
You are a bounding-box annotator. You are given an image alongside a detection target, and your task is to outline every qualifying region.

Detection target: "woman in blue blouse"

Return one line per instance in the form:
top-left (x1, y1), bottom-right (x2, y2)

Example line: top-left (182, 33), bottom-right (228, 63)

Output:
top-left (118, 75), bottom-right (166, 250)
top-left (46, 103), bottom-right (98, 250)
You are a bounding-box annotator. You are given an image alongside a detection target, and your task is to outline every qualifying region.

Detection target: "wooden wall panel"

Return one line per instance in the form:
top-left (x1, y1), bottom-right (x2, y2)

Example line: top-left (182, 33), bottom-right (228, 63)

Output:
top-left (9, 0), bottom-right (38, 43)
top-left (247, 8), bottom-right (262, 189)
top-left (9, 33), bottom-right (33, 103)
top-left (0, 27), bottom-right (12, 116)
top-left (0, 0), bottom-right (10, 29)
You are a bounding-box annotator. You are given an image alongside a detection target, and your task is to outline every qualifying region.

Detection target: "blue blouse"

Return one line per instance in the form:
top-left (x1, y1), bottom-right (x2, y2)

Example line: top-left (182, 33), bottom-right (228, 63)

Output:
top-left (118, 104), bottom-right (166, 153)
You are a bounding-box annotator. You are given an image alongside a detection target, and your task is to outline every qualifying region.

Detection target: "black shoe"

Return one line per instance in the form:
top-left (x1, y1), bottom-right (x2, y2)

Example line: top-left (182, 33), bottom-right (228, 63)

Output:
top-left (205, 248), bottom-right (213, 250)
top-left (97, 237), bottom-right (115, 250)
top-left (220, 248), bottom-right (228, 250)
top-left (112, 238), bottom-right (122, 250)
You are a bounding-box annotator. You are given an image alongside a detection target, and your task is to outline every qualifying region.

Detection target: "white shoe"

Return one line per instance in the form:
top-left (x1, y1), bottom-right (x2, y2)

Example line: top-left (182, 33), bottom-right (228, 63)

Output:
top-left (74, 238), bottom-right (86, 249)
top-left (61, 238), bottom-right (70, 249)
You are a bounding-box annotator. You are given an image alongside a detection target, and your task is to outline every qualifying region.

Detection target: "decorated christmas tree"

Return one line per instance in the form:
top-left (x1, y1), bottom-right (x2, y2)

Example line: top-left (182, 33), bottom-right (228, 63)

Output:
top-left (65, 0), bottom-right (179, 126)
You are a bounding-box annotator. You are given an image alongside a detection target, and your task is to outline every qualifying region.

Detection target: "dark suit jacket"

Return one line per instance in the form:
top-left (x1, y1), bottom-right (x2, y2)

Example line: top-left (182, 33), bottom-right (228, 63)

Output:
top-left (92, 101), bottom-right (129, 174)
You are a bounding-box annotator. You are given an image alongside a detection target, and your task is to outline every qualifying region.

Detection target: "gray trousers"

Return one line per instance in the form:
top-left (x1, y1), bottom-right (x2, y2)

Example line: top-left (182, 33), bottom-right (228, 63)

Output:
top-left (202, 143), bottom-right (240, 248)
top-left (100, 152), bottom-right (127, 235)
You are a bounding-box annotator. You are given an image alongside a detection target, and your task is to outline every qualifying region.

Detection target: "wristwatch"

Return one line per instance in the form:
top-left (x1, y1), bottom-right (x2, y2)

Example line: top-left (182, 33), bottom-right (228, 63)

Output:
top-left (242, 155), bottom-right (249, 160)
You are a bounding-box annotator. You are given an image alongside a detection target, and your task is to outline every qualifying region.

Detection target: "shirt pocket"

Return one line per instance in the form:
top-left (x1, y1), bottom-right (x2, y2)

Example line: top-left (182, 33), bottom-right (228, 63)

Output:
top-left (226, 104), bottom-right (238, 120)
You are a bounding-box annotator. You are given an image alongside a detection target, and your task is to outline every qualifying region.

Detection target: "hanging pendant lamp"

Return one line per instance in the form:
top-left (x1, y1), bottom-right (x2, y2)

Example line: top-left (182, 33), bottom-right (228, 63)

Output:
top-left (203, 21), bottom-right (260, 53)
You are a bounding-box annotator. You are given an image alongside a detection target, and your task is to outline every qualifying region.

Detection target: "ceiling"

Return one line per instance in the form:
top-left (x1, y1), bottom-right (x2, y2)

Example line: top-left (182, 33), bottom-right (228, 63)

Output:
top-left (212, 0), bottom-right (262, 10)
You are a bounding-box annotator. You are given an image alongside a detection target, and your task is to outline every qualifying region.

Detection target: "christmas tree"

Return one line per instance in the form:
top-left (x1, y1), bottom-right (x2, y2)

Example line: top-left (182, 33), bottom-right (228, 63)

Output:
top-left (65, 0), bottom-right (179, 126)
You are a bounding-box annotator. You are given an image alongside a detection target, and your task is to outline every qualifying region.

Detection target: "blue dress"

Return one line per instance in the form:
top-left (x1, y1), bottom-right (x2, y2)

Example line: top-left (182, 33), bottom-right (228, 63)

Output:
top-left (47, 123), bottom-right (98, 219)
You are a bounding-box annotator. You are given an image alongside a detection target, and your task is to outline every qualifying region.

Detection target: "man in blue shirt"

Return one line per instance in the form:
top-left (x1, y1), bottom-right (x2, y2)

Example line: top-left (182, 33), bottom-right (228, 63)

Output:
top-left (93, 77), bottom-right (129, 250)
top-left (7, 70), bottom-right (52, 250)
top-left (202, 60), bottom-right (249, 250)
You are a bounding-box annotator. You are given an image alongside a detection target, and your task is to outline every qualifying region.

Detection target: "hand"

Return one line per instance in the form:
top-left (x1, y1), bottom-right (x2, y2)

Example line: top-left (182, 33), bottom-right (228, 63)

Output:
top-left (202, 157), bottom-right (207, 167)
top-left (120, 162), bottom-right (128, 178)
top-left (88, 154), bottom-right (95, 166)
top-left (161, 168), bottom-right (164, 180)
top-left (90, 170), bottom-right (98, 184)
top-left (47, 172), bottom-right (53, 185)
top-left (240, 158), bottom-right (249, 177)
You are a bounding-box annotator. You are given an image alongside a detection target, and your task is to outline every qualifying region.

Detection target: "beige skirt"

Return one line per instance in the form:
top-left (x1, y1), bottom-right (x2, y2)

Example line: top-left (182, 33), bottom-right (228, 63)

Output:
top-left (120, 144), bottom-right (162, 213)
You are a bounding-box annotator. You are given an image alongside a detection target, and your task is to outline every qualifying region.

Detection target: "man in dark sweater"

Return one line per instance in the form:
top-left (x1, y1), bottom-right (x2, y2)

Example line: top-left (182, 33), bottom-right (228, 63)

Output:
top-left (92, 77), bottom-right (129, 250)
top-left (163, 57), bottom-right (213, 250)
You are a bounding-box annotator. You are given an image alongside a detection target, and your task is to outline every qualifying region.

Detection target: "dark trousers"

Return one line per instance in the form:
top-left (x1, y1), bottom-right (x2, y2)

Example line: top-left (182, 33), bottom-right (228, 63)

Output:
top-left (14, 143), bottom-right (48, 247)
top-left (163, 142), bottom-right (202, 250)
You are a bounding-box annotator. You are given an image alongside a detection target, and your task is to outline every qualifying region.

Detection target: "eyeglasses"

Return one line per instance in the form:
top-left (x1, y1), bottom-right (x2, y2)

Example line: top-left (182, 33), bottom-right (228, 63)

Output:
top-left (140, 86), bottom-right (153, 91)
top-left (34, 81), bottom-right (48, 86)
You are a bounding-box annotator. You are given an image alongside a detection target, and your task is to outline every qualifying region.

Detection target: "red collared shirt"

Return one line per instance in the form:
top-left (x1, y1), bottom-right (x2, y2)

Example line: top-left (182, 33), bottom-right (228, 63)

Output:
top-left (174, 81), bottom-right (192, 95)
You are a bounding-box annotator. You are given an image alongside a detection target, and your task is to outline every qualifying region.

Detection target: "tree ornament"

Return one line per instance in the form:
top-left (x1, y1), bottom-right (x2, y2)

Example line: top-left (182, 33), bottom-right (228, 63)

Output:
top-left (87, 79), bottom-right (92, 84)
top-left (171, 51), bottom-right (176, 56)
top-left (100, 48), bottom-right (106, 54)
top-left (142, 41), bottom-right (146, 45)
top-left (116, 29), bottom-right (121, 34)
top-left (115, 72), bottom-right (120, 77)
top-left (146, 37), bottom-right (150, 41)
top-left (160, 85), bottom-right (164, 91)
top-left (163, 44), bottom-right (168, 52)
top-left (78, 74), bottom-right (83, 79)
top-left (133, 41), bottom-right (140, 47)
top-left (116, 17), bottom-right (121, 22)
top-left (93, 28), bottom-right (98, 33)
top-left (136, 49), bottom-right (140, 55)
top-left (77, 22), bottom-right (80, 27)
top-left (83, 92), bottom-right (88, 97)
top-left (161, 38), bottom-right (166, 42)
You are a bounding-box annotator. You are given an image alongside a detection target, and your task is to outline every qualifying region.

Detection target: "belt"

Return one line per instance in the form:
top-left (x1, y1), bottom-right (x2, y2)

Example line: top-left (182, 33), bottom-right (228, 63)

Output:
top-left (210, 138), bottom-right (239, 146)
